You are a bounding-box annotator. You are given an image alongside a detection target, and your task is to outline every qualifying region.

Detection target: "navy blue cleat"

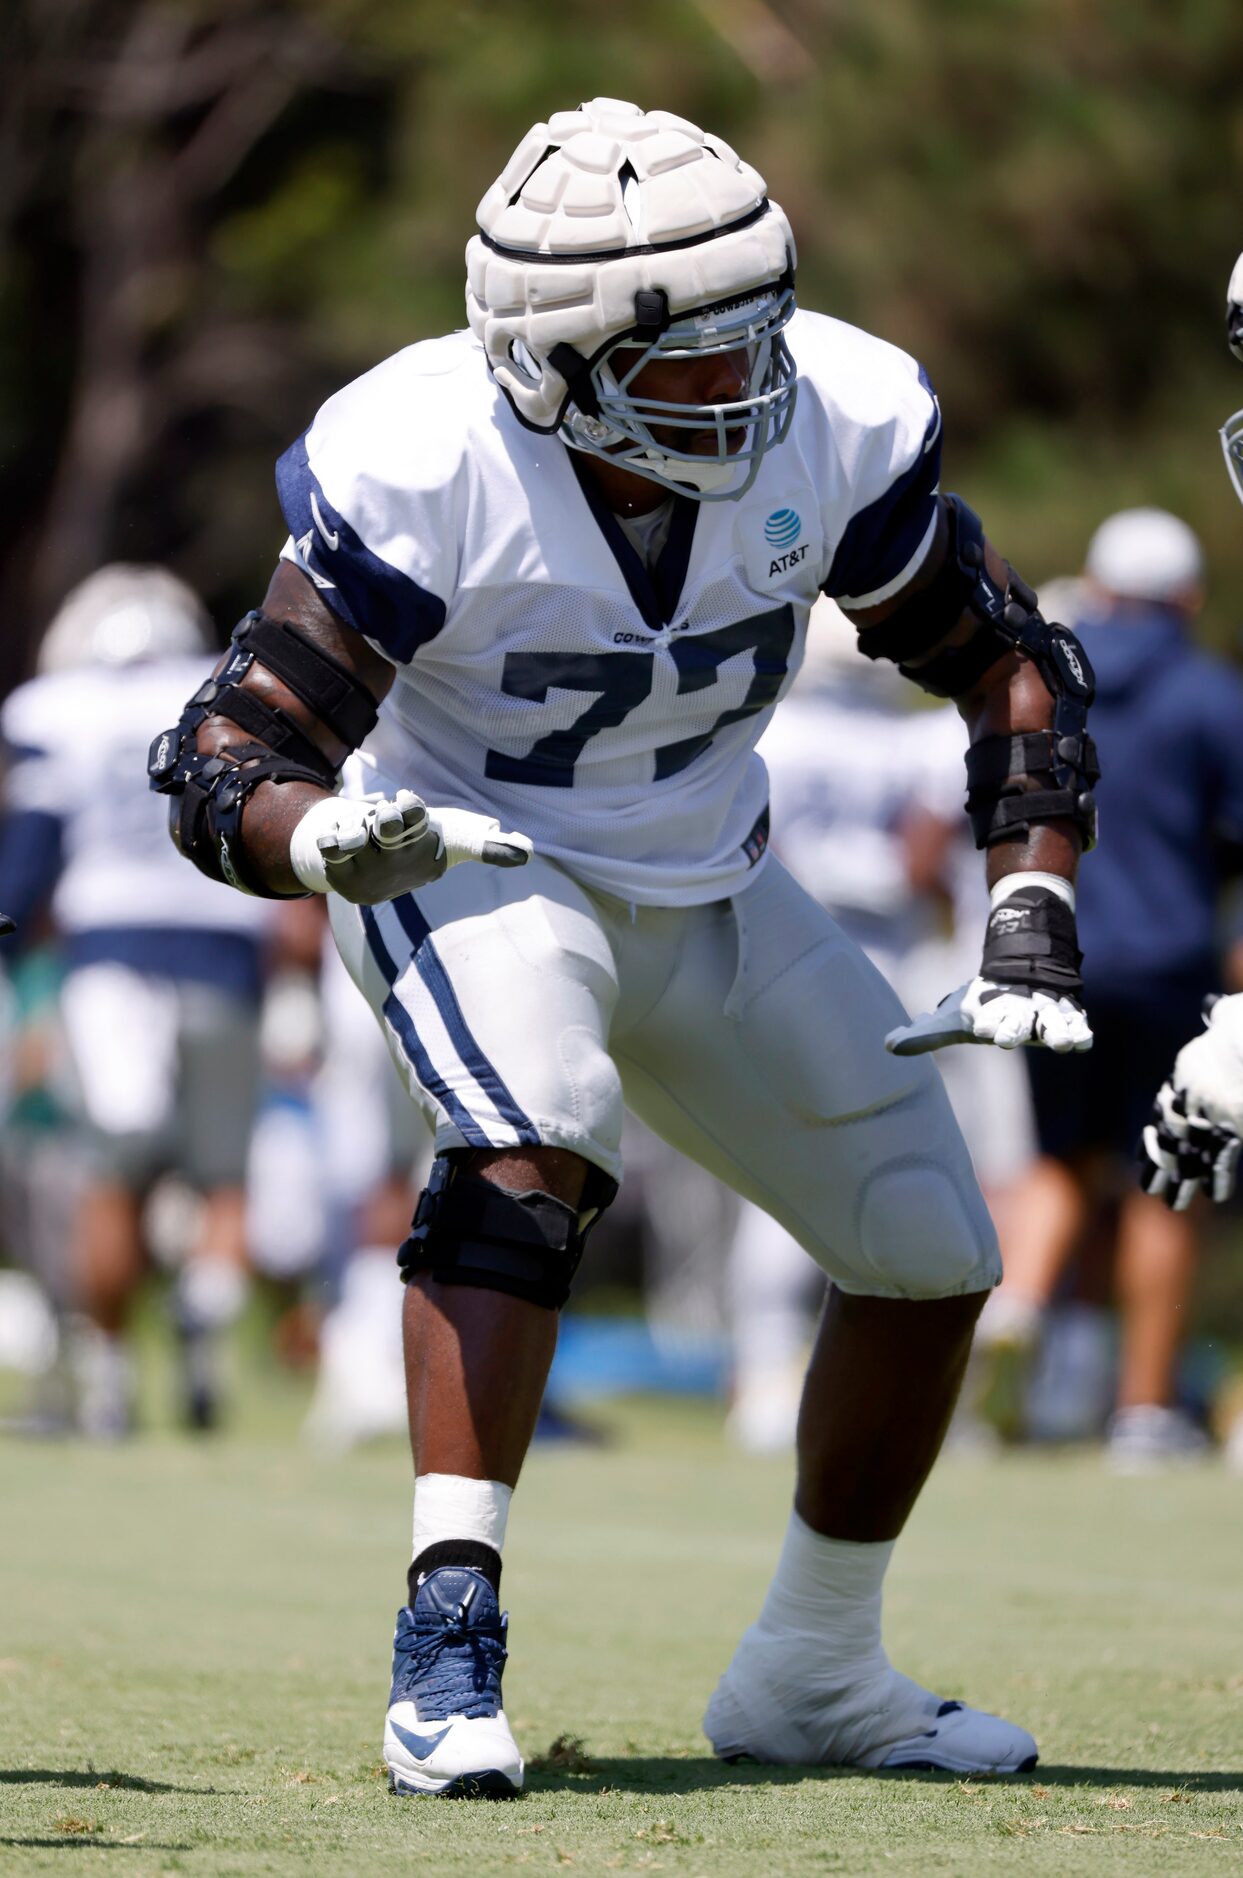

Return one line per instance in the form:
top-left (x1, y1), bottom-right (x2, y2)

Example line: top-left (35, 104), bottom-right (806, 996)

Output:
top-left (384, 1566), bottom-right (524, 1798)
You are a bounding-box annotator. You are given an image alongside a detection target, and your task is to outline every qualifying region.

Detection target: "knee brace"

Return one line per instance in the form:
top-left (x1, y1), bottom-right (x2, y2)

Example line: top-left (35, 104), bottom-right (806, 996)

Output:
top-left (857, 1160), bottom-right (997, 1298)
top-left (397, 1154), bottom-right (618, 1310)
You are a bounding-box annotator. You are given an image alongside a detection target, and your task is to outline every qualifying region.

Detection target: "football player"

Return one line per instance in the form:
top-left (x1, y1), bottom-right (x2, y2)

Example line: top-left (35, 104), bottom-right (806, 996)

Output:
top-left (1137, 252), bottom-right (1243, 1214)
top-left (152, 101), bottom-right (1101, 1795)
top-left (1, 566), bottom-right (269, 1434)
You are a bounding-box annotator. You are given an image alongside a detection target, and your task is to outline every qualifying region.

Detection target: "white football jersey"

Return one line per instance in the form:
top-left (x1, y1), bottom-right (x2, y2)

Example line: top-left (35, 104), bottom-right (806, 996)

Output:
top-left (1, 662), bottom-right (268, 978)
top-left (277, 309), bottom-right (942, 905)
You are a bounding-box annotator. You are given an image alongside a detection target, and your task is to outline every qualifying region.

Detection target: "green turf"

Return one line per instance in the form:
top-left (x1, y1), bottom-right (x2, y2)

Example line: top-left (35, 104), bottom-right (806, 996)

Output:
top-left (1, 1396), bottom-right (1240, 1875)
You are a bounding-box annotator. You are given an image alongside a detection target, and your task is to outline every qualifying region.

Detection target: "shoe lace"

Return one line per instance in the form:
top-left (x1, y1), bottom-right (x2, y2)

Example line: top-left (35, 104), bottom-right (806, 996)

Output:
top-left (400, 1583), bottom-right (508, 1721)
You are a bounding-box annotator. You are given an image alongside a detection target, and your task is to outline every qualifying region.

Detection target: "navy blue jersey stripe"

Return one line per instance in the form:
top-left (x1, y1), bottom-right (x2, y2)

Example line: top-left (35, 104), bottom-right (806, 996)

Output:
top-left (821, 380), bottom-right (942, 603)
top-left (391, 893), bottom-right (540, 1145)
top-left (359, 906), bottom-right (492, 1148)
top-left (275, 433), bottom-right (447, 664)
top-left (359, 904), bottom-right (398, 986)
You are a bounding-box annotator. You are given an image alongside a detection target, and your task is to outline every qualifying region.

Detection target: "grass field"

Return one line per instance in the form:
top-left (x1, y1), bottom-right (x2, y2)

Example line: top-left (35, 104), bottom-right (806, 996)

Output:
top-left (2, 1392), bottom-right (1241, 1876)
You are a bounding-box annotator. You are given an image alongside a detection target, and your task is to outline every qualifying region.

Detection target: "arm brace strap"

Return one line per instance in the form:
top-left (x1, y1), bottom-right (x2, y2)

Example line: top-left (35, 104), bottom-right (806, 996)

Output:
top-left (397, 1155), bottom-right (619, 1311)
top-left (964, 728), bottom-right (1100, 852)
top-left (147, 610), bottom-right (379, 898)
top-left (855, 494), bottom-right (1098, 850)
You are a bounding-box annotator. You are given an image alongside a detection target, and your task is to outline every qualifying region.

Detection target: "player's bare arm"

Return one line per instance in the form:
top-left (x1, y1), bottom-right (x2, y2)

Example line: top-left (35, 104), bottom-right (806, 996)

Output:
top-left (845, 493), bottom-right (1098, 1055)
top-left (850, 504), bottom-right (1082, 887)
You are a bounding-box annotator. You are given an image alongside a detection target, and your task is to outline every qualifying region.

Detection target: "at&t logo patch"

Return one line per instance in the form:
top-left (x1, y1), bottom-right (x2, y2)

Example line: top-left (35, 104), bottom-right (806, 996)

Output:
top-left (762, 507), bottom-right (807, 576)
top-left (741, 490), bottom-right (821, 590)
top-left (764, 508), bottom-right (802, 547)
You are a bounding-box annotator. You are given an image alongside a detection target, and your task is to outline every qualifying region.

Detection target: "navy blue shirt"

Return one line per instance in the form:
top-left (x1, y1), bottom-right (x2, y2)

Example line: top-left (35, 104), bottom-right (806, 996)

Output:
top-left (1072, 602), bottom-right (1243, 1001)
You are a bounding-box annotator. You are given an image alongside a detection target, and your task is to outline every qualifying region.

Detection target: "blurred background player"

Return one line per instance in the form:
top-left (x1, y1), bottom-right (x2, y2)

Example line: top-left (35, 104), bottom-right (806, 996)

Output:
top-left (727, 600), bottom-right (1036, 1450)
top-left (0, 566), bottom-right (269, 1435)
top-left (299, 934), bottom-right (428, 1451)
top-left (975, 509), bottom-right (1243, 1466)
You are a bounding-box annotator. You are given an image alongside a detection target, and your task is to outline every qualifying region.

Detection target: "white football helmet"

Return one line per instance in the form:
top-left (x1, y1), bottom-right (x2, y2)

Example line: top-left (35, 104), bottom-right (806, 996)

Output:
top-left (466, 98), bottom-right (797, 501)
top-left (37, 564), bottom-right (213, 673)
top-left (1219, 250), bottom-right (1243, 506)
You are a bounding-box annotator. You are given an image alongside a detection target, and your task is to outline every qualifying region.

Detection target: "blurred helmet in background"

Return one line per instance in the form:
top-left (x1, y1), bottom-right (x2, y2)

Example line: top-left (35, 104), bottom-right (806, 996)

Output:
top-left (466, 97), bottom-right (797, 500)
top-left (1219, 250), bottom-right (1243, 506)
top-left (37, 564), bottom-right (213, 674)
top-left (1083, 508), bottom-right (1204, 607)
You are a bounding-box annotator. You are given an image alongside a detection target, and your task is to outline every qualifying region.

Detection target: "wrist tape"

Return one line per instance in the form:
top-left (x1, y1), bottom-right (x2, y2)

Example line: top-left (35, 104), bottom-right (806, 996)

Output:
top-left (981, 883), bottom-right (1083, 997)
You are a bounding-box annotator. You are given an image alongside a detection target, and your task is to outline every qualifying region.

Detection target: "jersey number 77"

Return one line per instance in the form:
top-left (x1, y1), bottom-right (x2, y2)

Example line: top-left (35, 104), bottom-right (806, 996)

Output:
top-left (484, 605), bottom-right (795, 787)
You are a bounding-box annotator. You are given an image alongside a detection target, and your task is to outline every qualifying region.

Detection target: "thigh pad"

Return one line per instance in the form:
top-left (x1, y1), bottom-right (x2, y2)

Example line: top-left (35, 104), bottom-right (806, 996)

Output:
top-left (856, 1158), bottom-right (1000, 1298)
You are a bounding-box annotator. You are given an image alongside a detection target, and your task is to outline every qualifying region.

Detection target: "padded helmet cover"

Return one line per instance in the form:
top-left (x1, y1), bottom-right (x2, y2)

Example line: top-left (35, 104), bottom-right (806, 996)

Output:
top-left (466, 98), bottom-right (796, 434)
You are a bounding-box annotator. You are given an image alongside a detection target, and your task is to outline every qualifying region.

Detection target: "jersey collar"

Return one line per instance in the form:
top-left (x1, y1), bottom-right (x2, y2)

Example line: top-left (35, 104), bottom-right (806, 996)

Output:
top-left (567, 449), bottom-right (698, 631)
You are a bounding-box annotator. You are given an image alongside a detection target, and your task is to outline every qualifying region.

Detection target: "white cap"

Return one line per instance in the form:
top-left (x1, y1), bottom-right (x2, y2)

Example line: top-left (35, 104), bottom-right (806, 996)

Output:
top-left (1083, 508), bottom-right (1204, 604)
top-left (38, 564), bottom-right (212, 673)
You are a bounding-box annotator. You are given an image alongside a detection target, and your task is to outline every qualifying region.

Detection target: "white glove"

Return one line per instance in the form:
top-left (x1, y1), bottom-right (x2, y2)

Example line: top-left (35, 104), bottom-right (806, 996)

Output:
top-left (289, 790), bottom-right (532, 904)
top-left (1167, 993), bottom-right (1243, 1129)
top-left (886, 872), bottom-right (1093, 1057)
top-left (885, 977), bottom-right (1093, 1056)
top-left (1138, 995), bottom-right (1243, 1210)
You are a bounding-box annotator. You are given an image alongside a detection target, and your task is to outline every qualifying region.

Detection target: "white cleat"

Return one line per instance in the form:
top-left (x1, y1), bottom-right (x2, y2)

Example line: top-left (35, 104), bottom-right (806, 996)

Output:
top-left (872, 1699), bottom-right (1038, 1773)
top-left (1106, 1404), bottom-right (1211, 1474)
top-left (384, 1570), bottom-right (524, 1799)
top-left (704, 1630), bottom-right (1037, 1774)
top-left (385, 1704), bottom-right (524, 1799)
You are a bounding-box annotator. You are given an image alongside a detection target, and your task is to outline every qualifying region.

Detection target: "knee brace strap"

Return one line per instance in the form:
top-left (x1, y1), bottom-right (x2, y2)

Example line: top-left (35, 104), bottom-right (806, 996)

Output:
top-left (398, 1157), bottom-right (615, 1310)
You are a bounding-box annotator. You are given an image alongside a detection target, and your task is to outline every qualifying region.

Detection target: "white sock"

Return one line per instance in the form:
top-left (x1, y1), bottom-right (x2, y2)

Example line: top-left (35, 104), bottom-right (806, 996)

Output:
top-left (726, 1511), bottom-right (937, 1763)
top-left (758, 1512), bottom-right (893, 1659)
top-left (69, 1320), bottom-right (135, 1439)
top-left (976, 1289), bottom-right (1042, 1346)
top-left (411, 1474), bottom-right (511, 1562)
top-left (177, 1258), bottom-right (248, 1331)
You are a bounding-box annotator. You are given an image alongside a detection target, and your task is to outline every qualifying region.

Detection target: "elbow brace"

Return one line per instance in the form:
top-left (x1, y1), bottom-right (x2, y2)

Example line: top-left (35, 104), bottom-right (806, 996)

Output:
top-left (147, 609), bottom-right (380, 896)
top-left (855, 494), bottom-right (1099, 852)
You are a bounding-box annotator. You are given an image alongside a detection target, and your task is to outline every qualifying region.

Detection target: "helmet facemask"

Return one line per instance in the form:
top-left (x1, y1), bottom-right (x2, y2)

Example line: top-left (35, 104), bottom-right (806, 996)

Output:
top-left (1221, 255), bottom-right (1243, 505)
top-left (1220, 408), bottom-right (1243, 509)
top-left (560, 285), bottom-right (797, 501)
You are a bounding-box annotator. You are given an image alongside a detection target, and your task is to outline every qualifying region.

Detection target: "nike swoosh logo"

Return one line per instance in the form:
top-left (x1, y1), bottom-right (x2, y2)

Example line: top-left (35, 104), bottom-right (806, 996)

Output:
top-left (390, 1718), bottom-right (453, 1762)
top-left (310, 490), bottom-right (340, 551)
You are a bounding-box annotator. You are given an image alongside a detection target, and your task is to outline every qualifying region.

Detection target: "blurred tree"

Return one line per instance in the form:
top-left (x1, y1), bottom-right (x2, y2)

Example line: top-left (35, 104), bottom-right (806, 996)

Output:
top-left (0, 0), bottom-right (394, 674)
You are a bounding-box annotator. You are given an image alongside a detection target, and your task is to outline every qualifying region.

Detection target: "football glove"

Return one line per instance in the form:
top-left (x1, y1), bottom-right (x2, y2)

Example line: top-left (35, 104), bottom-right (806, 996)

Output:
top-left (1138, 994), bottom-right (1243, 1210)
top-left (289, 790), bottom-right (532, 904)
top-left (886, 874), bottom-right (1092, 1057)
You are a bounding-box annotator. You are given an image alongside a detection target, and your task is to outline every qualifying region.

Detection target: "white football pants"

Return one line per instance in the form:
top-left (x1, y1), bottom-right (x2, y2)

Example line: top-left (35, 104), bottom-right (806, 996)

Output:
top-left (329, 853), bottom-right (999, 1300)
